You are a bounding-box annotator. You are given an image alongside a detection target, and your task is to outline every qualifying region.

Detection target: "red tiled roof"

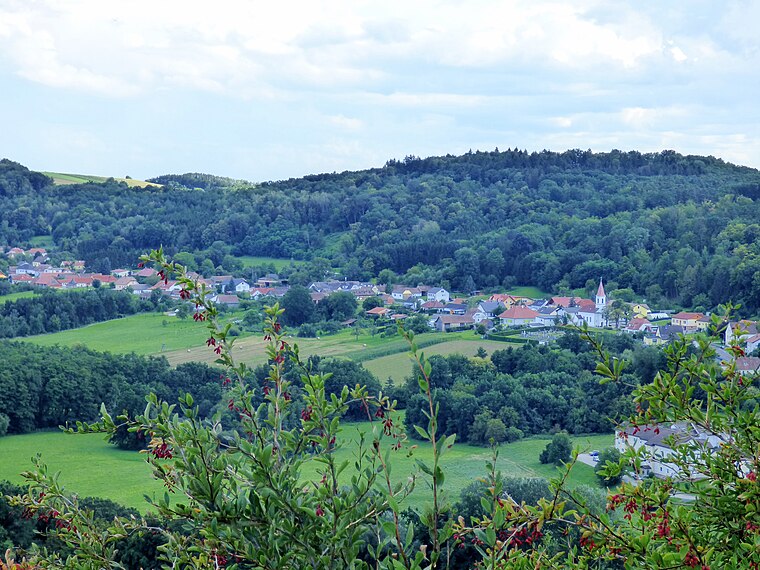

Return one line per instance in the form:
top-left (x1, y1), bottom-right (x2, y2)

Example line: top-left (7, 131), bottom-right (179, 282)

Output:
top-left (736, 357), bottom-right (760, 372)
top-left (367, 306), bottom-right (390, 315)
top-left (672, 312), bottom-right (705, 320)
top-left (626, 318), bottom-right (652, 330)
top-left (498, 306), bottom-right (538, 319)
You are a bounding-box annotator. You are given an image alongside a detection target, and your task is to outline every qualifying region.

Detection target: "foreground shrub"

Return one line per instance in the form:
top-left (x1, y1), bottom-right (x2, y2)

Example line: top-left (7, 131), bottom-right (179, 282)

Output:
top-left (6, 253), bottom-right (758, 569)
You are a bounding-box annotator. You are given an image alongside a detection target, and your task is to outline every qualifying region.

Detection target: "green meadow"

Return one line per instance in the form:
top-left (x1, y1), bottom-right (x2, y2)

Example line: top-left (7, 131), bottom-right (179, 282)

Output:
top-left (0, 290), bottom-right (37, 304)
top-left (162, 328), bottom-right (490, 368)
top-left (363, 339), bottom-right (519, 384)
top-left (234, 256), bottom-right (302, 270)
top-left (21, 312), bottom-right (522, 383)
top-left (0, 429), bottom-right (612, 512)
top-left (0, 431), bottom-right (167, 510)
top-left (505, 286), bottom-right (550, 299)
top-left (23, 312), bottom-right (248, 356)
top-left (28, 235), bottom-right (54, 248)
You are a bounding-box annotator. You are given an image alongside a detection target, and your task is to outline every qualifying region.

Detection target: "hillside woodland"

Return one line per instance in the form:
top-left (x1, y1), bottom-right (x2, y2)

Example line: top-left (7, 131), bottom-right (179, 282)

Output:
top-left (1, 149), bottom-right (760, 314)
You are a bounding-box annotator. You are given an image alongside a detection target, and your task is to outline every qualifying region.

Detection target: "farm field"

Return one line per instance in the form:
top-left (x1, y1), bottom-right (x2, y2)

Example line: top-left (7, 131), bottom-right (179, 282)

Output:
top-left (363, 339), bottom-right (518, 384)
top-left (42, 172), bottom-right (159, 188)
top-left (165, 330), bottom-right (448, 365)
top-left (20, 311), bottom-right (520, 378)
top-left (0, 428), bottom-right (612, 512)
top-left (23, 312), bottom-right (249, 356)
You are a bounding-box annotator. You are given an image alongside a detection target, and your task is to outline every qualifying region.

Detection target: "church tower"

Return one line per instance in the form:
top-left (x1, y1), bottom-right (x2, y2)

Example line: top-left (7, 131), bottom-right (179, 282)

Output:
top-left (595, 278), bottom-right (607, 311)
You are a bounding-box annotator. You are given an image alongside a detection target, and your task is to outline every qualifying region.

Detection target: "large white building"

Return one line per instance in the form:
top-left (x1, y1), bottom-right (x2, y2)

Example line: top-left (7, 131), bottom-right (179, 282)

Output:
top-left (615, 423), bottom-right (723, 480)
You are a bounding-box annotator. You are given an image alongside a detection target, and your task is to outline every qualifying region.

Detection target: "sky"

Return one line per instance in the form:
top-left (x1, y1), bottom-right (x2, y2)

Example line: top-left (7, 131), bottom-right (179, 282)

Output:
top-left (0, 0), bottom-right (758, 182)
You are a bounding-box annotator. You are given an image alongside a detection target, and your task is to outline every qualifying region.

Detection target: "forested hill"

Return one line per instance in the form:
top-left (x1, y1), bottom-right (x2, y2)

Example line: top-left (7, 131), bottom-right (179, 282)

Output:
top-left (2, 149), bottom-right (760, 314)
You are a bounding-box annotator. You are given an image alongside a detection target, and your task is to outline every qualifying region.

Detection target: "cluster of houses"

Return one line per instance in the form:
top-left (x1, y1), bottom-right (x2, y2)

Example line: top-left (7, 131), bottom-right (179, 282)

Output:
top-left (2, 248), bottom-right (116, 289)
top-left (3, 246), bottom-right (759, 373)
top-left (614, 423), bottom-right (730, 481)
top-left (370, 279), bottom-right (635, 333)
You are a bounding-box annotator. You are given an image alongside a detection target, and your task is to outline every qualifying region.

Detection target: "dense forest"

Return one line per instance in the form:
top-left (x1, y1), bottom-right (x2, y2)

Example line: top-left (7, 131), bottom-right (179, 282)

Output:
top-left (0, 342), bottom-right (222, 438)
top-left (0, 289), bottom-right (155, 338)
top-left (2, 149), bottom-right (760, 314)
top-left (402, 332), bottom-right (664, 444)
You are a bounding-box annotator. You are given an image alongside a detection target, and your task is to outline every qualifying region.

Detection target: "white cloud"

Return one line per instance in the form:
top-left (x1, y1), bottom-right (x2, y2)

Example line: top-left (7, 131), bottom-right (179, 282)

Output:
top-left (327, 114), bottom-right (363, 130)
top-left (0, 0), bottom-right (758, 176)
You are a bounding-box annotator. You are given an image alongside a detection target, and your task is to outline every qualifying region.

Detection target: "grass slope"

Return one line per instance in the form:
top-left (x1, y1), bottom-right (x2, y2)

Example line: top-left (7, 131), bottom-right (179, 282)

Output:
top-left (0, 429), bottom-right (612, 512)
top-left (23, 313), bottom-right (247, 355)
top-left (42, 172), bottom-right (159, 188)
top-left (21, 315), bottom-right (520, 384)
top-left (0, 431), bottom-right (165, 510)
top-left (505, 286), bottom-right (550, 299)
top-left (233, 256), bottom-right (303, 270)
top-left (163, 328), bottom-right (436, 366)
top-left (0, 291), bottom-right (36, 304)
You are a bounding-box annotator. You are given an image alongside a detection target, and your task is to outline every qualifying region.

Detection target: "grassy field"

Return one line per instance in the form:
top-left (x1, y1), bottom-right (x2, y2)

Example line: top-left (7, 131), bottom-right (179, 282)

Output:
top-left (0, 429), bottom-right (612, 512)
top-left (363, 339), bottom-right (519, 384)
top-left (42, 172), bottom-right (159, 188)
top-left (28, 235), bottom-right (54, 248)
top-left (505, 286), bottom-right (550, 299)
top-left (0, 431), bottom-right (166, 510)
top-left (23, 312), bottom-right (249, 356)
top-left (20, 314), bottom-right (520, 381)
top-left (0, 290), bottom-right (37, 304)
top-left (163, 328), bottom-right (442, 366)
top-left (233, 256), bottom-right (302, 270)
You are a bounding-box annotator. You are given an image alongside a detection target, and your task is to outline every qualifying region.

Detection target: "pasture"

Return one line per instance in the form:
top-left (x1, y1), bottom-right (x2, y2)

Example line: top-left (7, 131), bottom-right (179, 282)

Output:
top-left (21, 312), bottom-right (521, 384)
top-left (234, 256), bottom-right (302, 270)
top-left (0, 428), bottom-right (612, 512)
top-left (162, 328), bottom-right (477, 367)
top-left (363, 339), bottom-right (518, 384)
top-left (23, 312), bottom-right (248, 356)
top-left (504, 286), bottom-right (550, 299)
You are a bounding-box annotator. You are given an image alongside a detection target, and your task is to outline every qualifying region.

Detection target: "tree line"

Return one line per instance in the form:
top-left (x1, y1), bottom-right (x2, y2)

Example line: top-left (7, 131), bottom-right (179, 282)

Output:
top-left (0, 289), bottom-right (156, 338)
top-left (402, 332), bottom-right (665, 445)
top-left (0, 341), bottom-right (222, 439)
top-left (2, 150), bottom-right (760, 314)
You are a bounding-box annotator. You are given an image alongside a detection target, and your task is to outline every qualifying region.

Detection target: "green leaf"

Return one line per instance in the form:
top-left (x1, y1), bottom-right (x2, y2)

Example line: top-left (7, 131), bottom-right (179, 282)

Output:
top-left (414, 425), bottom-right (429, 440)
top-left (405, 522), bottom-right (414, 549)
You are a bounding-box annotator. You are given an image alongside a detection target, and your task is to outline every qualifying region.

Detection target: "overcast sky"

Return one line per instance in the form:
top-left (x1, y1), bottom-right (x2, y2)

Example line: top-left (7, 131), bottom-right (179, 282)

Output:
top-left (0, 0), bottom-right (758, 181)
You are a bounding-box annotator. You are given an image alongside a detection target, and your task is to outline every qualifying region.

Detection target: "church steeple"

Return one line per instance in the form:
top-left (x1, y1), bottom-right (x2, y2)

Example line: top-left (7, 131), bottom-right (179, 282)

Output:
top-left (595, 278), bottom-right (607, 310)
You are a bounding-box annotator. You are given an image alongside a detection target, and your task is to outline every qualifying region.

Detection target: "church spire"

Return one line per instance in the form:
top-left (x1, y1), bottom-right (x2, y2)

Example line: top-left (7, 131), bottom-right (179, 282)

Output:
top-left (596, 278), bottom-right (606, 299)
top-left (595, 278), bottom-right (607, 310)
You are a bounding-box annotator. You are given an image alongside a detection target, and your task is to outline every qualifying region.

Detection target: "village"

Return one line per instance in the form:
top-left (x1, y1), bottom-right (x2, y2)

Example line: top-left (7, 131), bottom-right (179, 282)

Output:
top-left (3, 246), bottom-right (759, 369)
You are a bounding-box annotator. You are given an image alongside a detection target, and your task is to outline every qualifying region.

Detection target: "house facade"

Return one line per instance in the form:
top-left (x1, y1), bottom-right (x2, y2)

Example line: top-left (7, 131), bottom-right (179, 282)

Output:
top-left (671, 312), bottom-right (707, 332)
top-left (615, 424), bottom-right (722, 480)
top-left (498, 306), bottom-right (538, 327)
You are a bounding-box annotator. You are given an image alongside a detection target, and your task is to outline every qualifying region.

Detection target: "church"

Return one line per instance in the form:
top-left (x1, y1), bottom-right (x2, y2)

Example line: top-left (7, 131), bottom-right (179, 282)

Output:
top-left (577, 279), bottom-right (608, 328)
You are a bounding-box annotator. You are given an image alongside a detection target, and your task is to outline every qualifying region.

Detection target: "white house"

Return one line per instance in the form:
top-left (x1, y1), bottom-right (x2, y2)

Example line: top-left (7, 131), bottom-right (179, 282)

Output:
top-left (426, 287), bottom-right (451, 303)
top-left (615, 423), bottom-right (722, 480)
top-left (725, 320), bottom-right (759, 346)
top-left (391, 285), bottom-right (422, 301)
